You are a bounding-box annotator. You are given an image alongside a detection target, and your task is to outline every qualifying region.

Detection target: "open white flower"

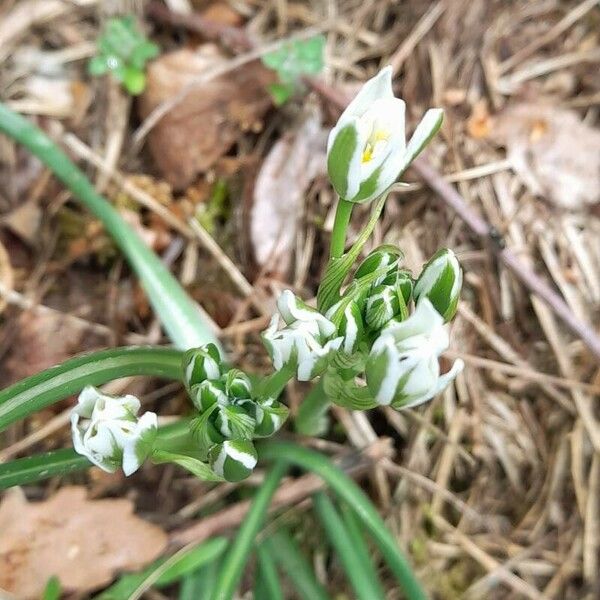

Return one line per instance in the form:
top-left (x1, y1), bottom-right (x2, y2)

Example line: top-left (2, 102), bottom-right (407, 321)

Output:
top-left (327, 66), bottom-right (444, 204)
top-left (366, 299), bottom-right (463, 407)
top-left (262, 290), bottom-right (343, 381)
top-left (71, 386), bottom-right (157, 476)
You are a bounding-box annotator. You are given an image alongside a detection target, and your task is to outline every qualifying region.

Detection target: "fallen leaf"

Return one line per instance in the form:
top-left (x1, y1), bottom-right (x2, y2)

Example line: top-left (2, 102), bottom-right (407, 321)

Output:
top-left (0, 239), bottom-right (13, 315)
top-left (0, 487), bottom-right (167, 598)
top-left (491, 103), bottom-right (600, 209)
top-left (139, 46), bottom-right (274, 189)
top-left (0, 199), bottom-right (42, 245)
top-left (249, 110), bottom-right (327, 277)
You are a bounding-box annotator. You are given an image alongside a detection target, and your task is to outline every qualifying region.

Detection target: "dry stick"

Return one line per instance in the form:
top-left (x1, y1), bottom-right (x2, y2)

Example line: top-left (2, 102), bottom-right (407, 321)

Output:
top-left (498, 0), bottom-right (600, 74)
top-left (412, 157), bottom-right (600, 363)
top-left (169, 438), bottom-right (393, 547)
top-left (147, 0), bottom-right (252, 51)
top-left (444, 350), bottom-right (600, 396)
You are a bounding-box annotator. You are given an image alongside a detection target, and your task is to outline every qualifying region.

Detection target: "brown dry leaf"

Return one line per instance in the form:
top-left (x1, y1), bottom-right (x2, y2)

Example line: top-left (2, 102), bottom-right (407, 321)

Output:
top-left (0, 239), bottom-right (13, 315)
top-left (249, 110), bottom-right (327, 277)
top-left (0, 487), bottom-right (167, 598)
top-left (491, 103), bottom-right (600, 209)
top-left (139, 46), bottom-right (274, 189)
top-left (2, 309), bottom-right (102, 385)
top-left (0, 199), bottom-right (42, 245)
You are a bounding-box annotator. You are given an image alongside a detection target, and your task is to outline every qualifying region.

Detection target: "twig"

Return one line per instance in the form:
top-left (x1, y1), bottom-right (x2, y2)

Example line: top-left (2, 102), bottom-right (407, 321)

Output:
top-left (147, 0), bottom-right (252, 51)
top-left (412, 157), bottom-right (600, 363)
top-left (498, 0), bottom-right (600, 74)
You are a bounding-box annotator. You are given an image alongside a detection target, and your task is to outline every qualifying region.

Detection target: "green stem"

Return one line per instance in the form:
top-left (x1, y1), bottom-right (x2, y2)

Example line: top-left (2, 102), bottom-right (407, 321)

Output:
top-left (295, 378), bottom-right (330, 436)
top-left (256, 365), bottom-right (294, 400)
top-left (210, 461), bottom-right (288, 600)
top-left (258, 441), bottom-right (428, 600)
top-left (0, 346), bottom-right (183, 432)
top-left (330, 198), bottom-right (354, 259)
top-left (0, 103), bottom-right (218, 351)
top-left (317, 193), bottom-right (387, 312)
top-left (313, 492), bottom-right (385, 600)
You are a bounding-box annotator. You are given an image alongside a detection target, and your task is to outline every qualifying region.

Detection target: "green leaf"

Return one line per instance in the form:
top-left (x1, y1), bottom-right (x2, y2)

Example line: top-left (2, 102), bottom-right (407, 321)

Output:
top-left (0, 104), bottom-right (220, 351)
top-left (261, 35), bottom-right (325, 102)
top-left (313, 492), bottom-right (385, 600)
top-left (208, 461), bottom-right (288, 600)
top-left (0, 448), bottom-right (90, 490)
top-left (258, 441), bottom-right (428, 600)
top-left (152, 450), bottom-right (224, 482)
top-left (42, 576), bottom-right (61, 600)
top-left (96, 537), bottom-right (228, 600)
top-left (0, 346), bottom-right (183, 432)
top-left (267, 82), bottom-right (295, 105)
top-left (263, 528), bottom-right (330, 600)
top-left (88, 55), bottom-right (109, 76)
top-left (122, 67), bottom-right (146, 95)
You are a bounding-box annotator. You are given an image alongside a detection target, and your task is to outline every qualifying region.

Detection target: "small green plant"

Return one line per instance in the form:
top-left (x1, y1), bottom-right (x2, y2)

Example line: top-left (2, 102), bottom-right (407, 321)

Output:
top-left (262, 35), bottom-right (326, 104)
top-left (88, 15), bottom-right (159, 95)
top-left (0, 64), bottom-right (461, 599)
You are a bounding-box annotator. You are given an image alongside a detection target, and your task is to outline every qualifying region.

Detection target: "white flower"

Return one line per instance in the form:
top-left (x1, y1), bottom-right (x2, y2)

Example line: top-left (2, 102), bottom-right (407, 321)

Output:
top-left (366, 299), bottom-right (463, 407)
top-left (71, 386), bottom-right (157, 476)
top-left (262, 290), bottom-right (343, 381)
top-left (327, 66), bottom-right (444, 204)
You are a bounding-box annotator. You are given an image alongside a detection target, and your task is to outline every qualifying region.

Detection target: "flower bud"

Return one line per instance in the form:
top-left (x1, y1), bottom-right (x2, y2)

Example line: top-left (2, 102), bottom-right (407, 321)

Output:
top-left (252, 397), bottom-right (289, 437)
top-left (190, 380), bottom-right (228, 413)
top-left (354, 245), bottom-right (403, 285)
top-left (71, 386), bottom-right (157, 476)
top-left (326, 299), bottom-right (365, 354)
top-left (224, 369), bottom-right (253, 401)
top-left (366, 299), bottom-right (463, 408)
top-left (182, 343), bottom-right (223, 389)
top-left (414, 249), bottom-right (462, 321)
top-left (327, 66), bottom-right (444, 204)
top-left (262, 290), bottom-right (343, 381)
top-left (364, 283), bottom-right (408, 330)
top-left (209, 440), bottom-right (258, 482)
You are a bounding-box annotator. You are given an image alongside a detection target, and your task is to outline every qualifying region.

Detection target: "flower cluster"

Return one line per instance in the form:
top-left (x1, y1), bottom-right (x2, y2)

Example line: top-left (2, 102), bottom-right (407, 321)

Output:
top-left (262, 246), bottom-right (463, 410)
top-left (183, 344), bottom-right (288, 481)
top-left (262, 290), bottom-right (343, 381)
top-left (71, 386), bottom-right (157, 476)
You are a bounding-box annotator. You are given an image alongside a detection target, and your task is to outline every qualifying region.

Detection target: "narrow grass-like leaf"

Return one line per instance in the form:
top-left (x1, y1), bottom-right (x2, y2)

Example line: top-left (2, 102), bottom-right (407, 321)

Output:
top-left (263, 528), bottom-right (330, 600)
top-left (0, 422), bottom-right (194, 489)
top-left (96, 537), bottom-right (227, 599)
top-left (254, 543), bottom-right (284, 600)
top-left (0, 103), bottom-right (219, 350)
top-left (313, 492), bottom-right (385, 600)
top-left (0, 448), bottom-right (89, 489)
top-left (42, 576), bottom-right (61, 600)
top-left (0, 347), bottom-right (183, 432)
top-left (258, 441), bottom-right (427, 600)
top-left (209, 461), bottom-right (288, 600)
top-left (339, 502), bottom-right (383, 589)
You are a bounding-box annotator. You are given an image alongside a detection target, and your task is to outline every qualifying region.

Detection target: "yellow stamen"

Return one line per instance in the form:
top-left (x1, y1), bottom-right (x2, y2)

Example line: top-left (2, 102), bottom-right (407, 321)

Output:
top-left (361, 128), bottom-right (390, 163)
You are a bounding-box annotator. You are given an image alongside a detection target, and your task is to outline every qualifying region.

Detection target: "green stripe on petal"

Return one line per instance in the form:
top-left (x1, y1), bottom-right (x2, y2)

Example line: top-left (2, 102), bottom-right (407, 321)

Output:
top-left (327, 122), bottom-right (360, 200)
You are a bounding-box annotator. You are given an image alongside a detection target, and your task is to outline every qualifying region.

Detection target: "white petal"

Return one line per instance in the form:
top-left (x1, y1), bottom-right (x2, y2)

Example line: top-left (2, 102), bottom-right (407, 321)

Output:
top-left (398, 108), bottom-right (444, 174)
top-left (403, 359), bottom-right (464, 409)
top-left (383, 299), bottom-right (444, 342)
top-left (337, 66), bottom-right (394, 127)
